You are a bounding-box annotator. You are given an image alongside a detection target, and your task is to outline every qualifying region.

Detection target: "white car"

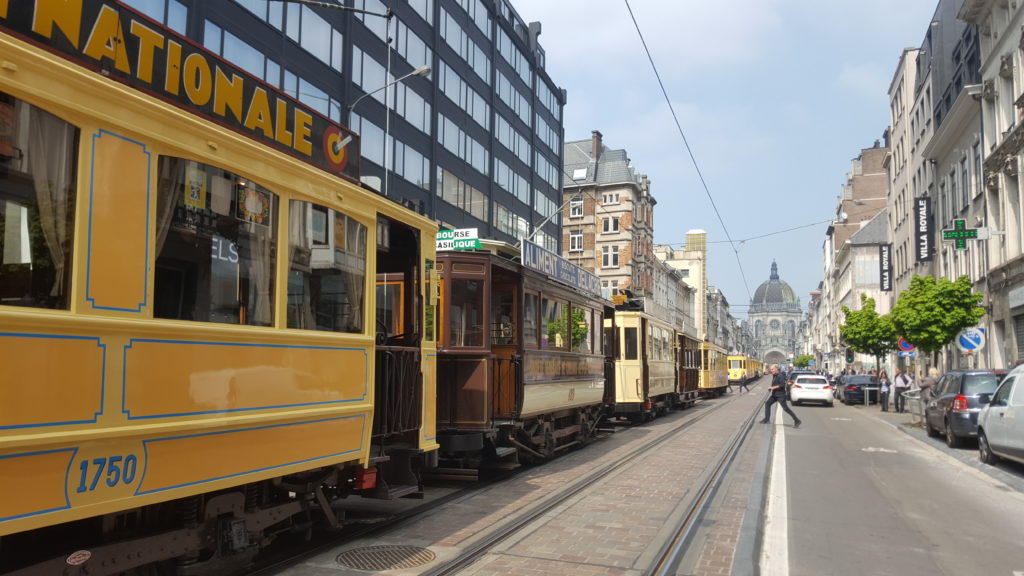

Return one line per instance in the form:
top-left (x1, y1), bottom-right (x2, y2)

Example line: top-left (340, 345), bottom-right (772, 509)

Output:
top-left (789, 374), bottom-right (834, 407)
top-left (978, 367), bottom-right (1024, 466)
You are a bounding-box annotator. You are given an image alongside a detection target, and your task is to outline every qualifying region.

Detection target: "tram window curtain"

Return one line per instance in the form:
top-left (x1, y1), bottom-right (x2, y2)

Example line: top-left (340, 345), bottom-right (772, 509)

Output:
top-left (286, 200), bottom-right (366, 333)
top-left (0, 94), bottom-right (77, 309)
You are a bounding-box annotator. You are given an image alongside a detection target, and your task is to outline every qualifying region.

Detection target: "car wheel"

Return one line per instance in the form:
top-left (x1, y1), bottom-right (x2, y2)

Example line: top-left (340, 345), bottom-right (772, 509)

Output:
top-left (945, 419), bottom-right (961, 448)
top-left (978, 430), bottom-right (999, 465)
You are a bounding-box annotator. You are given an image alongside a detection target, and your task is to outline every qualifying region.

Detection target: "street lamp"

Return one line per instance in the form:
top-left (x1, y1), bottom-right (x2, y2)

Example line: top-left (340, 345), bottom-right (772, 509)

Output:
top-left (347, 65), bottom-right (431, 114)
top-left (347, 65), bottom-right (431, 197)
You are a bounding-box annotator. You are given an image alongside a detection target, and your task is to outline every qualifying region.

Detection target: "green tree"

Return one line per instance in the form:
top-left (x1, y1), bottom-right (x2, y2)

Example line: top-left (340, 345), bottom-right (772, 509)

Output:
top-left (840, 294), bottom-right (898, 369)
top-left (793, 354), bottom-right (814, 368)
top-left (547, 308), bottom-right (589, 350)
top-left (889, 275), bottom-right (985, 364)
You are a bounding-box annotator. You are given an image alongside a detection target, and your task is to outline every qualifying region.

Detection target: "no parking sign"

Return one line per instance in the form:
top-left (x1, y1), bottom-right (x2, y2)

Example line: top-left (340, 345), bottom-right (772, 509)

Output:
top-left (956, 327), bottom-right (986, 353)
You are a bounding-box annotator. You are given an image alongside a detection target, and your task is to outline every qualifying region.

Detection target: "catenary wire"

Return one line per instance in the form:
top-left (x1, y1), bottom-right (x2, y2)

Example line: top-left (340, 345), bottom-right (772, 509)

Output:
top-left (623, 0), bottom-right (752, 303)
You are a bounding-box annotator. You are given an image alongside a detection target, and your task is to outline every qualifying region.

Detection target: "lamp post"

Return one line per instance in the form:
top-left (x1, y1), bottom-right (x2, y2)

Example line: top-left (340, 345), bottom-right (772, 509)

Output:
top-left (347, 65), bottom-right (431, 197)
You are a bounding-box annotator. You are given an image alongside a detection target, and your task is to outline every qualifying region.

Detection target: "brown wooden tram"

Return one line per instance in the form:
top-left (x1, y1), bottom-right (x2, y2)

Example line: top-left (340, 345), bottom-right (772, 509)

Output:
top-left (434, 239), bottom-right (608, 468)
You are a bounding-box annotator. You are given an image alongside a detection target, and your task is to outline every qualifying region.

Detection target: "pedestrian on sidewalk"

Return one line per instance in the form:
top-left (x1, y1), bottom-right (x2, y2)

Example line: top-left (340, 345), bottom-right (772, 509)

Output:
top-left (920, 367), bottom-right (939, 404)
top-left (761, 364), bottom-right (801, 428)
top-left (878, 369), bottom-right (891, 412)
top-left (893, 367), bottom-right (913, 413)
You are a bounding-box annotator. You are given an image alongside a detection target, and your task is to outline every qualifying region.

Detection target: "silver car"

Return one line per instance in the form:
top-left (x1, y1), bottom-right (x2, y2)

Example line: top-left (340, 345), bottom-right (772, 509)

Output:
top-left (978, 368), bottom-right (1024, 466)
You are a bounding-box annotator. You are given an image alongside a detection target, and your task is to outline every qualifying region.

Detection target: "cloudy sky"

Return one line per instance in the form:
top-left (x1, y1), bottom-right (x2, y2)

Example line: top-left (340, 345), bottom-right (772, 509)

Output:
top-left (512, 0), bottom-right (940, 317)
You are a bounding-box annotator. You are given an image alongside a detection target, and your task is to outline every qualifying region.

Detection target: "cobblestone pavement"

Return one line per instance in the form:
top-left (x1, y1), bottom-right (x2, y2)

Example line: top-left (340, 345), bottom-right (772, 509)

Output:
top-left (279, 382), bottom-right (772, 576)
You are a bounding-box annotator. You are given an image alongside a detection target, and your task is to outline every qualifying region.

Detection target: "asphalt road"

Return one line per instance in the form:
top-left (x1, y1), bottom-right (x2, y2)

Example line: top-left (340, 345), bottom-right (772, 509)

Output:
top-left (760, 401), bottom-right (1024, 576)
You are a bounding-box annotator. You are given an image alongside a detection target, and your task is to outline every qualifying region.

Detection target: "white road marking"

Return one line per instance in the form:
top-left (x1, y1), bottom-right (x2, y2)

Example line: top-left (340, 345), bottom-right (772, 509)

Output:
top-left (760, 405), bottom-right (789, 576)
top-left (861, 447), bottom-right (899, 454)
top-left (831, 417), bottom-right (852, 421)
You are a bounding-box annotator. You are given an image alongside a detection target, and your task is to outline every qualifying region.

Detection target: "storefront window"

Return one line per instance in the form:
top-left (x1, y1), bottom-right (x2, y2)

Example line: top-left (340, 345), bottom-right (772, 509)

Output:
top-left (0, 93), bottom-right (78, 310)
top-left (154, 158), bottom-right (278, 326)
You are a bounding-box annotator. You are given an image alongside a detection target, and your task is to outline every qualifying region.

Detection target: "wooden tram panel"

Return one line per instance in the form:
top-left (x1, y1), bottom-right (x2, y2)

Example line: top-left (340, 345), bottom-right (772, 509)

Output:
top-left (0, 2), bottom-right (438, 568)
top-left (434, 248), bottom-right (607, 462)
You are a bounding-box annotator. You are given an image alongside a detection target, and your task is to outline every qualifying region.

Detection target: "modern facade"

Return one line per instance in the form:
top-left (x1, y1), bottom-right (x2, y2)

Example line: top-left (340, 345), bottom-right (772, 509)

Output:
top-left (121, 0), bottom-right (567, 252)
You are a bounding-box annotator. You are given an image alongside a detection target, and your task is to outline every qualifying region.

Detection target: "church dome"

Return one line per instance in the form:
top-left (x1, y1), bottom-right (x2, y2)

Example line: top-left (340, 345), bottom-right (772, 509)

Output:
top-left (750, 261), bottom-right (801, 312)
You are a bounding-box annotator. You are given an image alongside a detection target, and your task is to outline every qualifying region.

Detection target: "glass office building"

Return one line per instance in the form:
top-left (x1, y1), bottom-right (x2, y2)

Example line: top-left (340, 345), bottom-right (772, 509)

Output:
top-left (122, 0), bottom-right (566, 251)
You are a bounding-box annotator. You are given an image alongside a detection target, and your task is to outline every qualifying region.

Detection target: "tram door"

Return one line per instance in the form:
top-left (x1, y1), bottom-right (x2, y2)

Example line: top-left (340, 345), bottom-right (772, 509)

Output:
top-left (373, 216), bottom-right (423, 441)
top-left (490, 269), bottom-right (518, 418)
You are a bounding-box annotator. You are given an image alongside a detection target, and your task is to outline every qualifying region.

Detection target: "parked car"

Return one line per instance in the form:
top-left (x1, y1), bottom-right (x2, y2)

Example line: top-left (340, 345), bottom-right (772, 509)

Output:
top-left (977, 367), bottom-right (1024, 466)
top-left (836, 374), bottom-right (879, 405)
top-left (789, 374), bottom-right (834, 407)
top-left (925, 368), bottom-right (1007, 448)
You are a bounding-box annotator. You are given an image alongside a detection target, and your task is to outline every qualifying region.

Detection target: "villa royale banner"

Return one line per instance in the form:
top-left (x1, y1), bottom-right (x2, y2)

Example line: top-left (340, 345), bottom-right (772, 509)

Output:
top-left (915, 197), bottom-right (933, 262)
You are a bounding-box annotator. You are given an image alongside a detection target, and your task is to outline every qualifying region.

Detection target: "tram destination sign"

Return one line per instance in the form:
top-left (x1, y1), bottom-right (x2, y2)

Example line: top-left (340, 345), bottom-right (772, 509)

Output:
top-left (1, 0), bottom-right (361, 183)
top-left (521, 239), bottom-right (602, 300)
top-left (436, 228), bottom-right (480, 251)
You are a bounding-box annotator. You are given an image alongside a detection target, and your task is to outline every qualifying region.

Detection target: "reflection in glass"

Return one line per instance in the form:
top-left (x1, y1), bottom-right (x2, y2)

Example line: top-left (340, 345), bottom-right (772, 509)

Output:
top-left (287, 200), bottom-right (366, 333)
top-left (154, 158), bottom-right (278, 326)
top-left (541, 297), bottom-right (567, 349)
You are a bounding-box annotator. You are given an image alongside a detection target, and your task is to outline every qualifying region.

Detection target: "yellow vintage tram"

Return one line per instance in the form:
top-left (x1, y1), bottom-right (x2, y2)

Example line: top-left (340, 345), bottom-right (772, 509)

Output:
top-left (0, 2), bottom-right (436, 572)
top-left (699, 342), bottom-right (730, 397)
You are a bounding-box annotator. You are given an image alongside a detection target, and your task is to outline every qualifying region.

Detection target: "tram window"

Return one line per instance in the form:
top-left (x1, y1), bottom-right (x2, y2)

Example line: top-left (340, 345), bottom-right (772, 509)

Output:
top-left (571, 305), bottom-right (592, 353)
top-left (154, 158), bottom-right (278, 326)
top-left (592, 311), bottom-right (603, 355)
top-left (448, 278), bottom-right (484, 347)
top-left (0, 94), bottom-right (78, 310)
top-left (623, 327), bottom-right (638, 360)
top-left (491, 287), bottom-right (515, 345)
top-left (287, 200), bottom-right (366, 333)
top-left (523, 292), bottom-right (539, 347)
top-left (541, 297), bottom-right (568, 350)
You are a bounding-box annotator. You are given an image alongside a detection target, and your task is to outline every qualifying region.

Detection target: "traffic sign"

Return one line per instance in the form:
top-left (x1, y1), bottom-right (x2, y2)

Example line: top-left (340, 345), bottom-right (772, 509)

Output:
top-left (956, 327), bottom-right (986, 352)
top-left (898, 350), bottom-right (917, 357)
top-left (897, 338), bottom-right (916, 352)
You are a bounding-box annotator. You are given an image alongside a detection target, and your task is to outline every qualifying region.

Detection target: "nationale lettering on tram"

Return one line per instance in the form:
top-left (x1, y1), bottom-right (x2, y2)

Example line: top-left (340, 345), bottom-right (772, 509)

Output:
top-left (0, 0), bottom-right (360, 182)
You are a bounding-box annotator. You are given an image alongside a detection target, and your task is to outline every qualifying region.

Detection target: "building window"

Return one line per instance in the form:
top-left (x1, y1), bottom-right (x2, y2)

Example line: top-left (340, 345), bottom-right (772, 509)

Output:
top-left (569, 198), bottom-right (583, 218)
top-left (603, 193), bottom-right (619, 205)
top-left (602, 245), bottom-right (619, 268)
top-left (602, 217), bottom-right (619, 233)
top-left (569, 231), bottom-right (583, 252)
top-left (125, 0), bottom-right (188, 34)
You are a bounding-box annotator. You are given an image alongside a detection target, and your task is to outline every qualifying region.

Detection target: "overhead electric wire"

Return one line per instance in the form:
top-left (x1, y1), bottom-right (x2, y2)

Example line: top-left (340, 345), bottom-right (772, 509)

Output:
top-left (623, 0), bottom-right (752, 303)
top-left (676, 218), bottom-right (836, 246)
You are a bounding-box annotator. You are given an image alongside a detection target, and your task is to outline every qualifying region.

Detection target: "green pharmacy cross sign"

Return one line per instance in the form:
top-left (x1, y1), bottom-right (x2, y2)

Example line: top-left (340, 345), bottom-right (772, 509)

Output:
top-left (941, 219), bottom-right (979, 250)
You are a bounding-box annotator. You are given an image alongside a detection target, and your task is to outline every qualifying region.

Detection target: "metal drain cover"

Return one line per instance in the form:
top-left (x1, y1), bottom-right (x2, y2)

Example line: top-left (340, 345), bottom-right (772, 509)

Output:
top-left (336, 545), bottom-right (436, 571)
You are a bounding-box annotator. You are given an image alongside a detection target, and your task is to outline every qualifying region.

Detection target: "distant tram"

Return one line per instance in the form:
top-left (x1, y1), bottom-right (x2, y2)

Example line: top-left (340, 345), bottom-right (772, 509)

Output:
top-left (728, 355), bottom-right (763, 387)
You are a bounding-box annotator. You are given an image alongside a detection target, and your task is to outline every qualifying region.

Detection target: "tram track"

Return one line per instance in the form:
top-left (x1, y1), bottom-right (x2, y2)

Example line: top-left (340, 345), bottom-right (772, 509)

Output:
top-left (419, 389), bottom-right (757, 576)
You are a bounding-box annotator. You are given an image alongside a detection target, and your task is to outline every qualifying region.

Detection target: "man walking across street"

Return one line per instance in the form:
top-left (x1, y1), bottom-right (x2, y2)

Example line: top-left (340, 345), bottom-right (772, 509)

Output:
top-left (761, 364), bottom-right (801, 428)
top-left (893, 367), bottom-right (913, 413)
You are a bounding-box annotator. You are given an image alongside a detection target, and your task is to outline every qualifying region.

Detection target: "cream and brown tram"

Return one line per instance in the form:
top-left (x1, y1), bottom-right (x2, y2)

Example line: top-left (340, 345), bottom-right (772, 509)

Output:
top-left (434, 240), bottom-right (607, 468)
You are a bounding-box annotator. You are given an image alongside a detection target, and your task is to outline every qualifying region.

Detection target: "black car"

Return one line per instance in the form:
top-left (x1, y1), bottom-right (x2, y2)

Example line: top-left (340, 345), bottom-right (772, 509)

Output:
top-left (836, 374), bottom-right (879, 405)
top-left (924, 369), bottom-right (1007, 448)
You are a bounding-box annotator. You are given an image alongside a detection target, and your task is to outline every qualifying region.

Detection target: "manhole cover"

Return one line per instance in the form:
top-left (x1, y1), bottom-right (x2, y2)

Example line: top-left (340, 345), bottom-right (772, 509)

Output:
top-left (336, 545), bottom-right (436, 571)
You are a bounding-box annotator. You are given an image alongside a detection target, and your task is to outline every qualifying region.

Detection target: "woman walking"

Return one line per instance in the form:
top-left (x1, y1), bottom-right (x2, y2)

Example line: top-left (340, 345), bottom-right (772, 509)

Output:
top-left (878, 369), bottom-right (891, 412)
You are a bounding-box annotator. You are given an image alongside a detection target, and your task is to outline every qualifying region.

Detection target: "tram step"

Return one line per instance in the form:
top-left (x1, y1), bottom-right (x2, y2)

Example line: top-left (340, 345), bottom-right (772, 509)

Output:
top-left (383, 484), bottom-right (422, 499)
top-left (494, 446), bottom-right (518, 459)
top-left (595, 427), bottom-right (618, 433)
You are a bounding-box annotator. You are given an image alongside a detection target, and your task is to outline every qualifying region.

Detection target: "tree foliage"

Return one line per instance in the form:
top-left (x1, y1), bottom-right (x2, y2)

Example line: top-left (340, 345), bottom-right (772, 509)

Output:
top-left (840, 294), bottom-right (898, 363)
top-left (889, 275), bottom-right (985, 356)
top-left (793, 354), bottom-right (814, 368)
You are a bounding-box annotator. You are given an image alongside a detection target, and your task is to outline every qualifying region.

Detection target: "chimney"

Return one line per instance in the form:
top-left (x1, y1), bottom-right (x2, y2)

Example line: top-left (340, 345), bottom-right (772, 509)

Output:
top-left (591, 130), bottom-right (603, 159)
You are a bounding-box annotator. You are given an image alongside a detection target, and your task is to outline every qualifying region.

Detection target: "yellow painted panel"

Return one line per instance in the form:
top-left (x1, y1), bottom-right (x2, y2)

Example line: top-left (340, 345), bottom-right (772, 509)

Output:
top-left (87, 130), bottom-right (149, 312)
top-left (0, 334), bottom-right (104, 427)
top-left (137, 416), bottom-right (365, 494)
top-left (123, 340), bottom-right (368, 418)
top-left (0, 449), bottom-right (74, 522)
top-left (421, 353), bottom-right (437, 446)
